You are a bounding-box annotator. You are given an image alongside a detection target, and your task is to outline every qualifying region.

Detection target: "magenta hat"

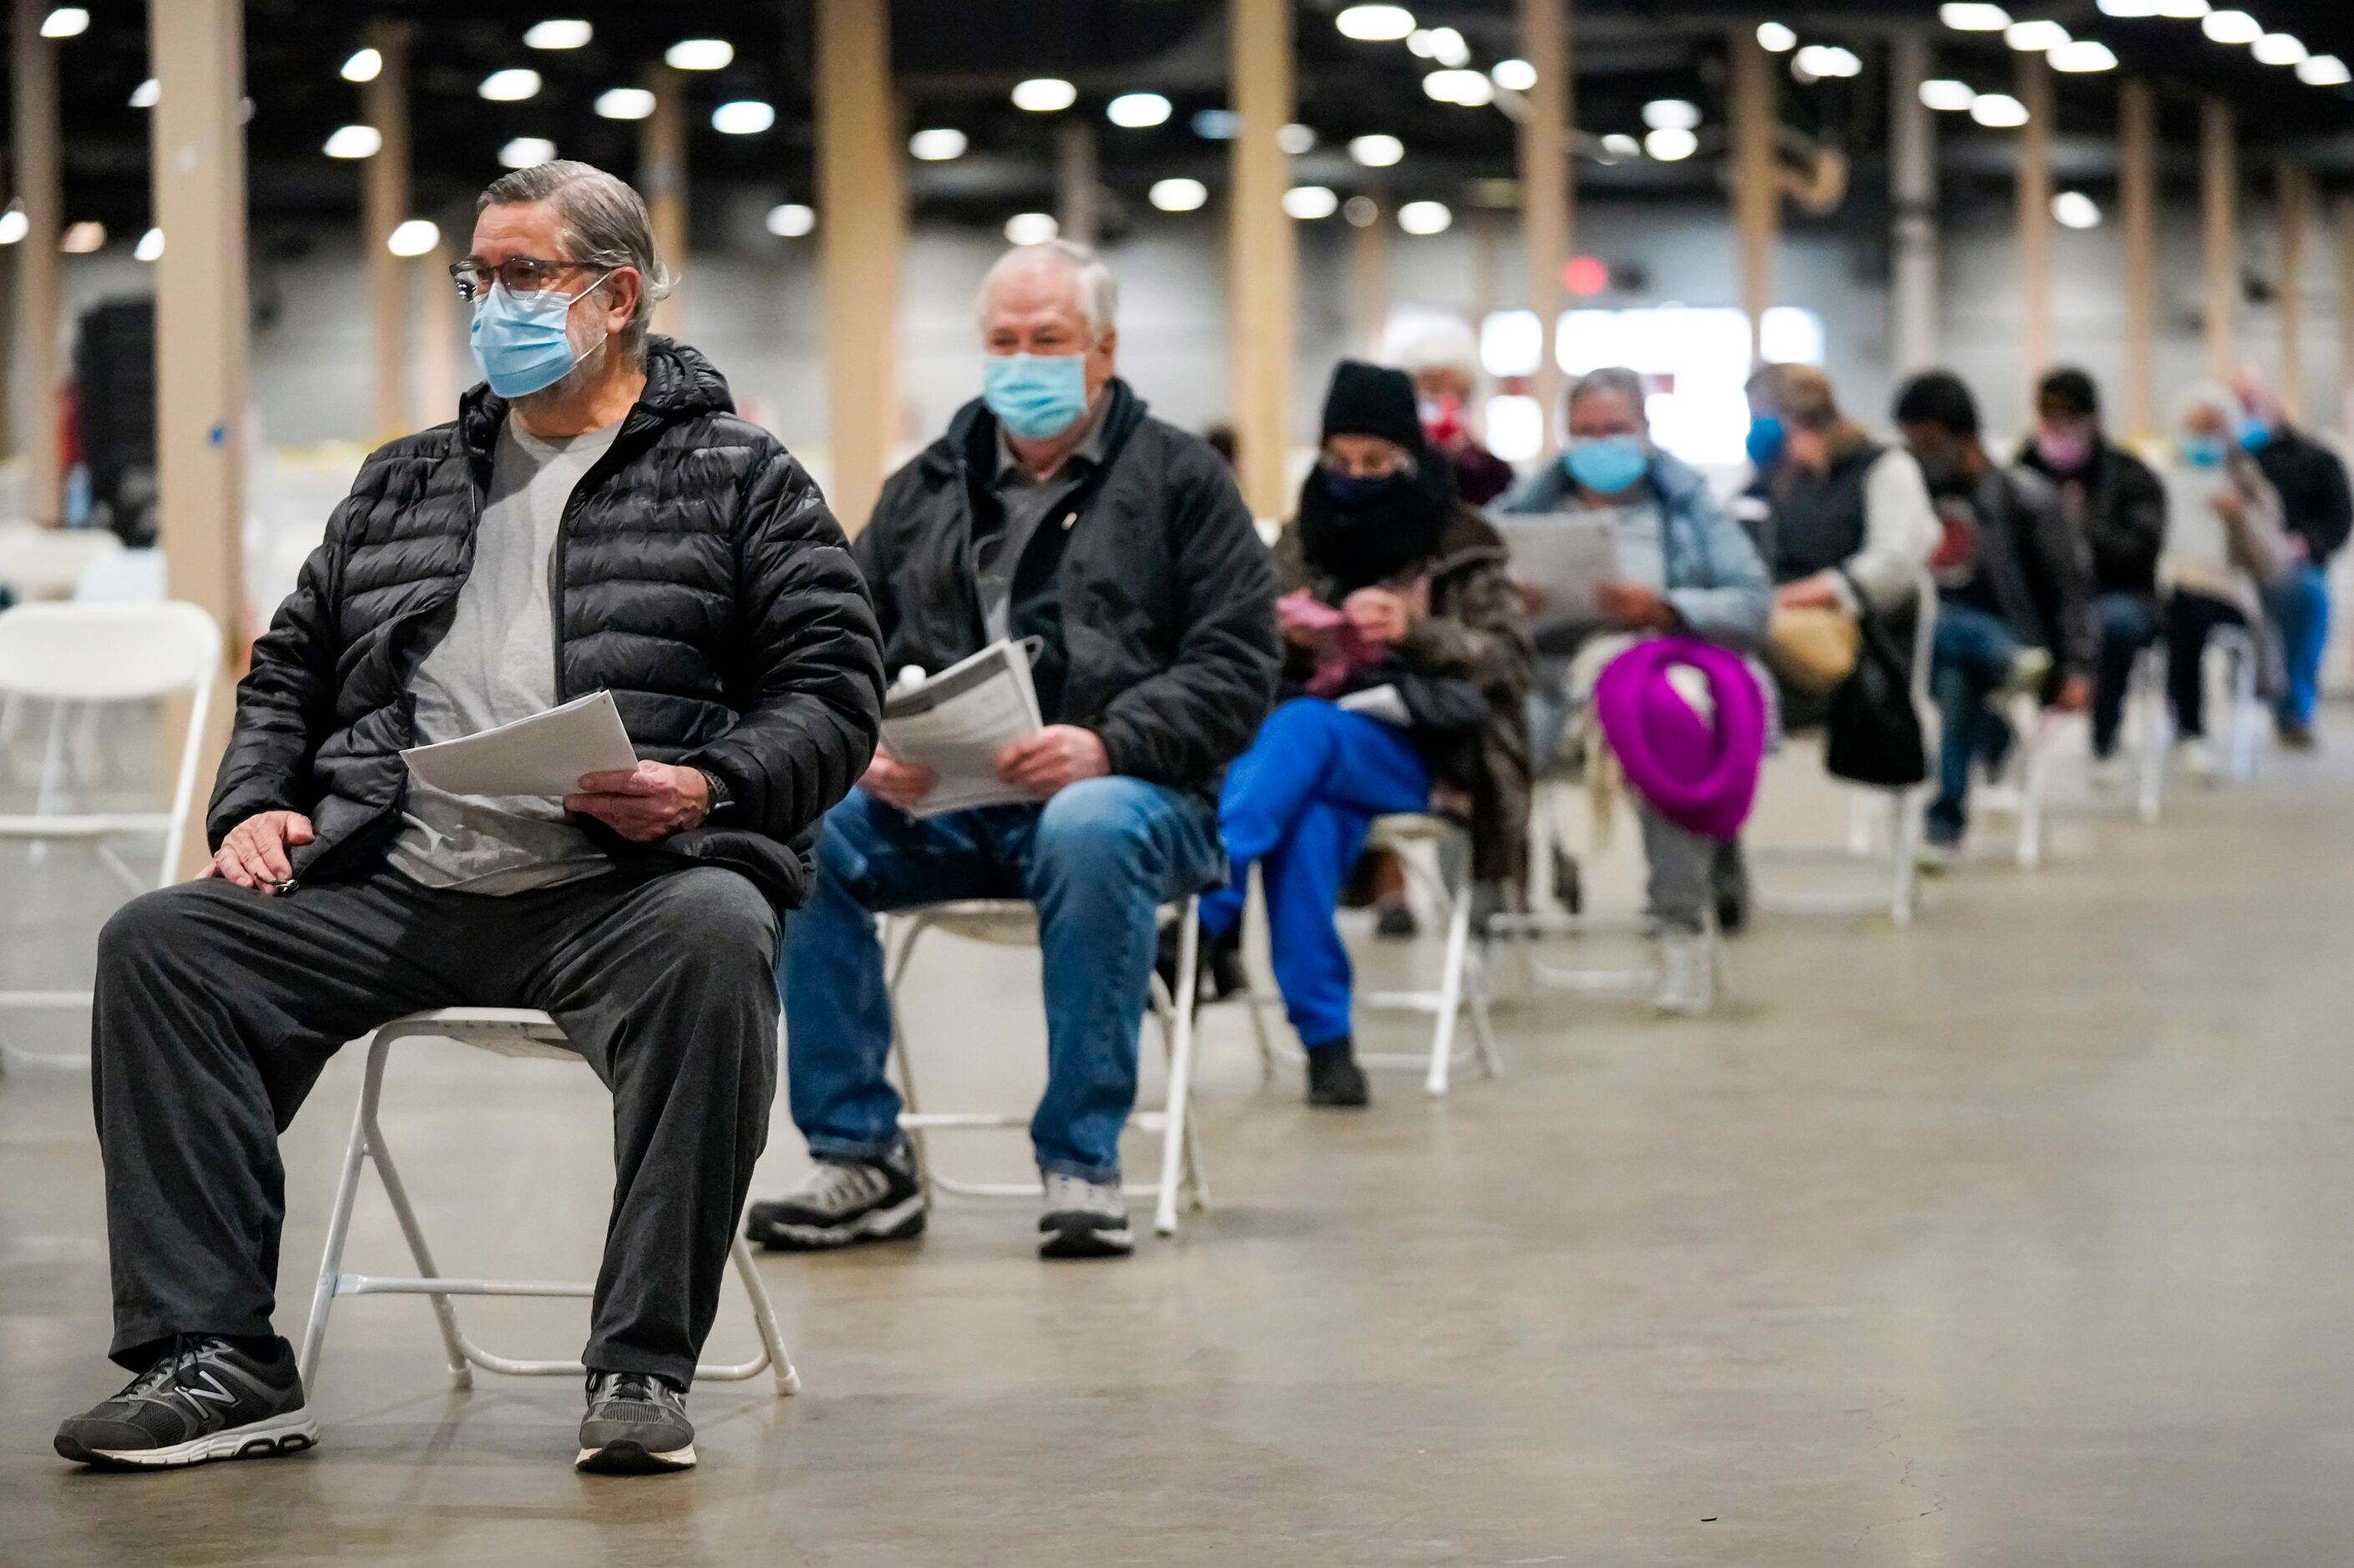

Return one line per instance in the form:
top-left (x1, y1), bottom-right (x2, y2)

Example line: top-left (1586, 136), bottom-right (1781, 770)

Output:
top-left (1591, 637), bottom-right (1768, 841)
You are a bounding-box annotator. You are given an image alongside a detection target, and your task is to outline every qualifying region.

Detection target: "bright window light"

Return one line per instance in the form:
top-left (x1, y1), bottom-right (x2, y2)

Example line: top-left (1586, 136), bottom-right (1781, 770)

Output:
top-left (2097, 0), bottom-right (2160, 13)
top-left (595, 87), bottom-right (656, 119)
top-left (1761, 306), bottom-right (1825, 366)
top-left (2005, 18), bottom-right (2068, 49)
top-left (1757, 22), bottom-right (1799, 52)
top-left (2202, 10), bottom-right (2261, 43)
top-left (1556, 306), bottom-right (1782, 465)
top-left (1491, 58), bottom-right (1537, 91)
top-left (1940, 3), bottom-right (2012, 29)
top-left (134, 227), bottom-right (164, 262)
top-left (1644, 126), bottom-right (1699, 161)
top-left (478, 68), bottom-right (542, 102)
top-left (1643, 98), bottom-right (1701, 130)
top-left (1005, 212), bottom-right (1060, 245)
top-left (1971, 91), bottom-right (2030, 126)
top-left (1920, 78), bottom-right (1979, 110)
top-left (523, 19), bottom-right (592, 49)
top-left (387, 219), bottom-right (439, 258)
top-left (341, 47), bottom-right (382, 82)
top-left (712, 100), bottom-right (776, 134)
top-left (766, 203), bottom-right (815, 238)
top-left (38, 8), bottom-right (87, 39)
top-left (909, 127), bottom-right (968, 160)
top-left (1012, 78), bottom-right (1077, 112)
top-left (1349, 134), bottom-right (1405, 167)
top-left (1424, 69), bottom-right (1495, 106)
top-left (322, 124), bottom-right (382, 159)
top-left (2050, 39), bottom-right (2119, 71)
top-left (0, 205), bottom-right (27, 245)
top-left (59, 220), bottom-right (104, 253)
top-left (1149, 177), bottom-right (1208, 212)
top-left (1480, 310), bottom-right (1542, 377)
top-left (2252, 33), bottom-right (2308, 66)
top-left (2298, 54), bottom-right (2351, 86)
top-left (1336, 4), bottom-right (1415, 42)
top-left (1601, 132), bottom-right (1643, 159)
top-left (1278, 123), bottom-right (1318, 154)
top-left (2053, 190), bottom-right (2103, 228)
top-left (1106, 93), bottom-right (1171, 128)
top-left (1398, 200), bottom-right (1452, 235)
top-left (1192, 109), bottom-right (1242, 139)
top-left (499, 137), bottom-right (556, 169)
top-left (666, 38), bottom-right (734, 71)
top-left (1283, 185), bottom-right (1339, 220)
top-left (1795, 43), bottom-right (1862, 77)
top-left (1484, 395), bottom-right (1544, 463)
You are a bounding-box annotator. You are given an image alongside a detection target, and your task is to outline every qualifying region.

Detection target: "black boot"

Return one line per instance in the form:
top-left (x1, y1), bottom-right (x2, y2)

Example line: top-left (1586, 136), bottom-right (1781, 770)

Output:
top-left (1156, 919), bottom-right (1247, 1006)
top-left (1304, 1037), bottom-right (1370, 1108)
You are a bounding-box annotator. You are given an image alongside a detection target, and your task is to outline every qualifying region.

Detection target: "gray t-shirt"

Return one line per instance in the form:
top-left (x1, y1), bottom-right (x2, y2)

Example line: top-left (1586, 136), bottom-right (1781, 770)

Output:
top-left (386, 416), bottom-right (624, 895)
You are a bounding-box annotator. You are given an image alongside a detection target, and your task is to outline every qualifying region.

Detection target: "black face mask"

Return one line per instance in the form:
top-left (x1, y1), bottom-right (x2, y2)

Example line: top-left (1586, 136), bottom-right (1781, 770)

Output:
top-left (1298, 450), bottom-right (1455, 593)
top-left (1911, 441), bottom-right (1970, 497)
top-left (1319, 467), bottom-right (1412, 508)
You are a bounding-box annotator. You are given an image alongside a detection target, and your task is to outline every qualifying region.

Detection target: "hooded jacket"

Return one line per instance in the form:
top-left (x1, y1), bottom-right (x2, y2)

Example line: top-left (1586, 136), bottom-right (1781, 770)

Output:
top-left (208, 337), bottom-right (885, 908)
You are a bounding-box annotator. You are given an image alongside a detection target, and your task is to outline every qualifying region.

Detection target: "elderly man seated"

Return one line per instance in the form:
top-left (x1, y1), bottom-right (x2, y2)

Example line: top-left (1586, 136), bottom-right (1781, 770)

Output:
top-left (747, 240), bottom-right (1277, 1262)
top-left (52, 162), bottom-right (882, 1475)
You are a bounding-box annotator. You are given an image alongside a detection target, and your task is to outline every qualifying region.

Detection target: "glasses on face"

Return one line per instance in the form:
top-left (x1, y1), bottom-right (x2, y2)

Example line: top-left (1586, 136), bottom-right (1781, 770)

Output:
top-left (447, 255), bottom-right (596, 302)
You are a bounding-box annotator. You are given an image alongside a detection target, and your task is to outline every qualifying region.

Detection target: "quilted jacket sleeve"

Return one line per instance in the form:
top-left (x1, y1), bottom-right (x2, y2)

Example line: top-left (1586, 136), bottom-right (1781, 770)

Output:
top-left (685, 447), bottom-right (886, 845)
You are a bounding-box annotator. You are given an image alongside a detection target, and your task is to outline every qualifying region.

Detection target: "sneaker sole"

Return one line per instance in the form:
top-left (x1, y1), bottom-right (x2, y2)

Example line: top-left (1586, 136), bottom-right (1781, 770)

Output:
top-left (66, 1409), bottom-right (318, 1469)
top-left (750, 1193), bottom-right (926, 1252)
top-left (1038, 1220), bottom-right (1133, 1261)
top-left (575, 1439), bottom-right (696, 1474)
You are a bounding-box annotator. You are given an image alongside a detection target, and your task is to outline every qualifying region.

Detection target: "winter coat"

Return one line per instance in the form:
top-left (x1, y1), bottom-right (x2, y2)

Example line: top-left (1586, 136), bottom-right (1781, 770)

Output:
top-left (209, 337), bottom-right (885, 908)
top-left (2248, 422), bottom-right (2354, 564)
top-left (853, 379), bottom-right (1280, 804)
top-left (2015, 437), bottom-right (2168, 599)
top-left (1272, 503), bottom-right (1534, 883)
top-left (1948, 463), bottom-right (2099, 685)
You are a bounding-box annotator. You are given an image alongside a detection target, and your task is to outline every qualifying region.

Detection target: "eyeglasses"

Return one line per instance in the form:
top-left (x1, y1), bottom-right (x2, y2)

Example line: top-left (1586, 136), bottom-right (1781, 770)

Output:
top-left (447, 255), bottom-right (598, 302)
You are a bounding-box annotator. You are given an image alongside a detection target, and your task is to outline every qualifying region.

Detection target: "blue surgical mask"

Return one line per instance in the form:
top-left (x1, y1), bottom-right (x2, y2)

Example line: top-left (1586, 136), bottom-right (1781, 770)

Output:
top-left (2238, 417), bottom-right (2273, 453)
top-left (2181, 434), bottom-right (2227, 469)
top-left (468, 272), bottom-right (613, 400)
top-left (1563, 435), bottom-right (1649, 496)
top-left (983, 352), bottom-right (1091, 441)
top-left (1745, 413), bottom-right (1786, 468)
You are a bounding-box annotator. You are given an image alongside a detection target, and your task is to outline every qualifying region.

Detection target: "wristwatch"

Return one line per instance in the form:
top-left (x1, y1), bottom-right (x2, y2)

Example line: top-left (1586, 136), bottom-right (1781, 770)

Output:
top-left (698, 768), bottom-right (735, 824)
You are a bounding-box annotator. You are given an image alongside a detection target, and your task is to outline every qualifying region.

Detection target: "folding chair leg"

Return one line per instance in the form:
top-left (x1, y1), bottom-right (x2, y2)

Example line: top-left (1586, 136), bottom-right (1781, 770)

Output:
top-left (2017, 716), bottom-right (2048, 871)
top-left (1889, 792), bottom-right (1919, 928)
top-left (1465, 946), bottom-right (1502, 1080)
top-left (358, 1039), bottom-right (473, 1390)
top-left (1154, 900), bottom-right (1201, 1238)
top-left (883, 916), bottom-right (938, 1199)
top-left (298, 1090), bottom-right (375, 1394)
top-left (730, 1239), bottom-right (801, 1394)
top-left (1424, 883), bottom-right (1471, 1098)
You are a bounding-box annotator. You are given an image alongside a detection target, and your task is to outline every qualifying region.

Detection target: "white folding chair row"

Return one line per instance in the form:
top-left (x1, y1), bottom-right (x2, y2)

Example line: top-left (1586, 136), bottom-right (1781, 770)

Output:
top-left (883, 897), bottom-right (1207, 1238)
top-left (299, 1008), bottom-right (799, 1398)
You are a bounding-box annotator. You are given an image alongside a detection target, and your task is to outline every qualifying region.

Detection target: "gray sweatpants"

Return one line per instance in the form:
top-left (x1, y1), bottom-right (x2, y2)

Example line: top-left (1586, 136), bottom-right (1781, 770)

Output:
top-left (89, 861), bottom-right (779, 1387)
top-left (1638, 807), bottom-right (1744, 935)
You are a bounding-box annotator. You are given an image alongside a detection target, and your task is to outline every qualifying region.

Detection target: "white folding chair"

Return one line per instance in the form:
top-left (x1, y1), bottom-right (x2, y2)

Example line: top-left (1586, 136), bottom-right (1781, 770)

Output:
top-left (298, 1008), bottom-right (798, 1399)
top-left (1974, 690), bottom-right (2058, 869)
top-left (73, 547), bottom-right (166, 604)
top-left (2210, 625), bottom-right (2264, 782)
top-left (0, 524), bottom-right (123, 602)
top-left (885, 898), bottom-right (1207, 1238)
top-left (0, 601), bottom-right (220, 1068)
top-left (1353, 812), bottom-right (1502, 1096)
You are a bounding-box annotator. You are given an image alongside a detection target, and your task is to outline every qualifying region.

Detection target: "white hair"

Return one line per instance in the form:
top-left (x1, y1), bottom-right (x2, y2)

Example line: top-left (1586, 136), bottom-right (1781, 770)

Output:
top-left (975, 239), bottom-right (1118, 340)
top-left (1395, 318), bottom-right (1479, 381)
top-left (2174, 380), bottom-right (2245, 431)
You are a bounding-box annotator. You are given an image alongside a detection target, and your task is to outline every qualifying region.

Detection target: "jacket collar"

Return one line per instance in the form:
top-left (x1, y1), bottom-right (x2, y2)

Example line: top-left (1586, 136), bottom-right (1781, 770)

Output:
top-left (455, 335), bottom-right (734, 470)
top-left (930, 377), bottom-right (1149, 484)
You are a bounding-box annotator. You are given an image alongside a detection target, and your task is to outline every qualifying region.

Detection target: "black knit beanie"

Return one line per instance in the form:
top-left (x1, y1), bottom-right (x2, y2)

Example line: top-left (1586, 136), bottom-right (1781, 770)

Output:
top-left (1320, 361), bottom-right (1423, 450)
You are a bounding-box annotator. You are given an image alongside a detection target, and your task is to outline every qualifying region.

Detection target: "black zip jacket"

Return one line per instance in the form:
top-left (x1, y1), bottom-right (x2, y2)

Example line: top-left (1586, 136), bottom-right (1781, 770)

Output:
top-left (2250, 423), bottom-right (2354, 564)
top-left (2015, 437), bottom-right (2167, 599)
top-left (1950, 463), bottom-right (2098, 684)
top-left (853, 380), bottom-right (1279, 803)
top-left (208, 337), bottom-right (884, 908)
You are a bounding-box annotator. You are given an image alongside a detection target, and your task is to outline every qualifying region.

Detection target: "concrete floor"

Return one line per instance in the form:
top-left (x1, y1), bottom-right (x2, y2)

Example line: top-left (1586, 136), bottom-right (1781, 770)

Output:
top-left (5, 718), bottom-right (2354, 1565)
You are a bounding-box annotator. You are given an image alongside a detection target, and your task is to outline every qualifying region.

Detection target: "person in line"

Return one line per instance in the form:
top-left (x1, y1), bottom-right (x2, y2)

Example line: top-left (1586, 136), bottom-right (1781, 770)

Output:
top-left (1401, 321), bottom-right (1516, 507)
top-left (1894, 372), bottom-right (2094, 863)
top-left (748, 240), bottom-right (1277, 1262)
top-left (2014, 367), bottom-right (2167, 785)
top-left (1192, 362), bottom-right (1530, 1105)
top-left (53, 162), bottom-right (883, 1474)
top-left (1498, 366), bottom-right (1770, 1013)
top-left (2228, 366), bottom-right (2351, 750)
top-left (2159, 383), bottom-right (2288, 779)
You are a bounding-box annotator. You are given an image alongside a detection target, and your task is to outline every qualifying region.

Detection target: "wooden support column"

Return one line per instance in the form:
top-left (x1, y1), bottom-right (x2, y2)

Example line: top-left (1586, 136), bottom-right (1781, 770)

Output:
top-left (417, 239), bottom-right (462, 426)
top-left (1349, 200), bottom-right (1389, 359)
top-left (1890, 32), bottom-right (1939, 376)
top-left (2202, 99), bottom-right (2238, 382)
top-left (641, 64), bottom-right (687, 339)
top-left (2016, 50), bottom-right (2053, 397)
top-left (1517, 0), bottom-right (1570, 454)
top-left (149, 0), bottom-right (249, 877)
top-left (1055, 121), bottom-right (1099, 248)
top-left (2276, 162), bottom-right (2309, 422)
top-left (362, 21), bottom-right (411, 444)
top-left (1729, 24), bottom-right (1777, 363)
top-left (815, 0), bottom-right (902, 533)
top-left (2119, 80), bottom-right (2159, 441)
top-left (1228, 0), bottom-right (1296, 518)
top-left (11, 0), bottom-right (62, 524)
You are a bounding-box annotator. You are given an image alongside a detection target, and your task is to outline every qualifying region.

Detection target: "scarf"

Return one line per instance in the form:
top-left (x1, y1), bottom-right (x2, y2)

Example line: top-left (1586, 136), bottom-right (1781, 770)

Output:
top-left (1295, 453), bottom-right (1456, 595)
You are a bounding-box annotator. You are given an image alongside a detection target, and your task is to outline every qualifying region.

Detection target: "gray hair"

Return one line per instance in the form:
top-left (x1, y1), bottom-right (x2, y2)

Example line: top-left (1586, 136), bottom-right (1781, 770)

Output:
top-left (975, 238), bottom-right (1118, 341)
top-left (2174, 379), bottom-right (2245, 432)
top-left (1567, 365), bottom-right (1649, 423)
top-left (1395, 320), bottom-right (1479, 382)
top-left (477, 159), bottom-right (675, 365)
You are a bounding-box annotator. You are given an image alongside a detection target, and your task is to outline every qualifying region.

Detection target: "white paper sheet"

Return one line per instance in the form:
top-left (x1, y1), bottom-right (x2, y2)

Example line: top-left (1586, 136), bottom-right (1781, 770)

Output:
top-left (1495, 512), bottom-right (1622, 636)
top-left (400, 690), bottom-right (639, 799)
top-left (880, 640), bottom-right (1045, 817)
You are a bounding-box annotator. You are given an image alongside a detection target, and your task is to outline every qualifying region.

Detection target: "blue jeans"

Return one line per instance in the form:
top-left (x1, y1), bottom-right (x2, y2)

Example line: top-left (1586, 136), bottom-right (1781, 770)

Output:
top-left (2262, 562), bottom-right (2331, 726)
top-left (781, 776), bottom-right (1222, 1184)
top-left (1927, 602), bottom-right (2021, 846)
top-left (1200, 698), bottom-right (1433, 1050)
top-left (2091, 591), bottom-right (2159, 758)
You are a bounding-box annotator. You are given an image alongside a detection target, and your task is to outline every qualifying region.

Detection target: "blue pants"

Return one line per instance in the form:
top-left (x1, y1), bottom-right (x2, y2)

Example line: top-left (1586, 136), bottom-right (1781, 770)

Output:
top-left (2262, 562), bottom-right (2331, 726)
top-left (781, 776), bottom-right (1221, 1184)
top-left (1927, 602), bottom-right (2020, 845)
top-left (2090, 591), bottom-right (2159, 758)
top-left (1201, 698), bottom-right (1433, 1050)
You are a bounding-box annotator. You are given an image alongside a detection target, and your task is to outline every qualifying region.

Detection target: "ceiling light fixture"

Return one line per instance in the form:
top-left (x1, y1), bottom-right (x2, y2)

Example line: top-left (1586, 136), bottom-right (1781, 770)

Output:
top-left (2297, 53), bottom-right (2351, 85)
top-left (498, 137), bottom-right (556, 169)
top-left (1424, 68), bottom-right (1495, 106)
top-left (1106, 92), bottom-right (1172, 128)
top-left (341, 47), bottom-right (382, 82)
top-left (1011, 77), bottom-right (1077, 112)
top-left (2004, 18), bottom-right (2069, 49)
top-left (1644, 126), bottom-right (1698, 160)
top-left (2201, 9), bottom-right (2261, 43)
top-left (1283, 185), bottom-right (1339, 219)
top-left (1192, 109), bottom-right (1242, 139)
top-left (1970, 91), bottom-right (2030, 126)
top-left (1794, 43), bottom-right (1862, 77)
top-left (2154, 0), bottom-right (2210, 14)
top-left (1919, 78), bottom-right (1979, 109)
top-left (1491, 58), bottom-right (1538, 91)
top-left (2053, 190), bottom-right (2102, 228)
top-left (1398, 200), bottom-right (1453, 235)
top-left (1348, 133), bottom-right (1405, 167)
top-left (1004, 212), bottom-right (1060, 246)
top-left (1149, 177), bottom-right (1208, 212)
top-left (322, 124), bottom-right (382, 159)
top-left (1278, 123), bottom-right (1318, 154)
top-left (2096, 0), bottom-right (2160, 13)
top-left (478, 68), bottom-right (542, 102)
top-left (2252, 33), bottom-right (2307, 65)
top-left (134, 227), bottom-right (164, 262)
top-left (766, 204), bottom-right (815, 237)
top-left (523, 19), bottom-right (592, 49)
top-left (0, 205), bottom-right (27, 246)
top-left (665, 38), bottom-right (734, 70)
top-left (595, 87), bottom-right (656, 119)
top-left (59, 220), bottom-right (104, 253)
top-left (1643, 98), bottom-right (1701, 130)
top-left (387, 219), bottom-right (439, 258)
top-left (1939, 4), bottom-right (2012, 30)
top-left (129, 78), bottom-right (158, 108)
top-left (38, 8), bottom-right (87, 39)
top-left (711, 99), bottom-right (776, 134)
top-left (1335, 4), bottom-right (1415, 42)
top-left (2049, 39), bottom-right (2119, 70)
top-left (909, 127), bottom-right (968, 160)
top-left (1757, 22), bottom-right (1799, 52)
top-left (1601, 132), bottom-right (1643, 159)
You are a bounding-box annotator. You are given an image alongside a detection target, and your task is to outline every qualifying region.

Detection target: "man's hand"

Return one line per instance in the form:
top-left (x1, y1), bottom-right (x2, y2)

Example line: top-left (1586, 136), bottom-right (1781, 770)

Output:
top-left (996, 725), bottom-right (1109, 797)
top-left (200, 811), bottom-right (314, 893)
top-left (564, 761), bottom-right (712, 842)
top-left (1344, 586), bottom-right (1414, 645)
top-left (2053, 673), bottom-right (2092, 714)
top-left (860, 749), bottom-right (939, 812)
top-left (1595, 579), bottom-right (1678, 630)
top-left (1774, 576), bottom-right (1842, 612)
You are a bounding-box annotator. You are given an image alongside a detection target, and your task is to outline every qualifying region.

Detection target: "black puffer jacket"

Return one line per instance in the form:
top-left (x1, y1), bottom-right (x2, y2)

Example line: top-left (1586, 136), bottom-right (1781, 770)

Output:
top-left (854, 381), bottom-right (1278, 802)
top-left (209, 338), bottom-right (884, 908)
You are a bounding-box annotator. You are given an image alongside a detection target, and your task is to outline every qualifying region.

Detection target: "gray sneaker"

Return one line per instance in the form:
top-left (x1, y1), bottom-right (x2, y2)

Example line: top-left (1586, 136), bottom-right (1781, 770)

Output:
top-left (1039, 1172), bottom-right (1132, 1260)
top-left (54, 1334), bottom-right (316, 1469)
top-left (577, 1370), bottom-right (695, 1474)
top-left (745, 1143), bottom-right (925, 1252)
top-left (1652, 928), bottom-right (1715, 1017)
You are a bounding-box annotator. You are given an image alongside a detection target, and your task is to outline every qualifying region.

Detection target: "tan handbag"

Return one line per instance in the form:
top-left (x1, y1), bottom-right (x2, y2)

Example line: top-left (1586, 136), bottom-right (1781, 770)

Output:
top-left (1766, 604), bottom-right (1861, 695)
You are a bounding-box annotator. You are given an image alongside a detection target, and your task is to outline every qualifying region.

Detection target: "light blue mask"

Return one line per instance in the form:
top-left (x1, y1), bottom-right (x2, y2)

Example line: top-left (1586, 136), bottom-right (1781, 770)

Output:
top-left (1745, 413), bottom-right (1786, 468)
top-left (2239, 417), bottom-right (2273, 454)
top-left (983, 352), bottom-right (1090, 441)
top-left (469, 272), bottom-right (612, 400)
top-left (2181, 434), bottom-right (2227, 469)
top-left (1564, 435), bottom-right (1649, 496)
